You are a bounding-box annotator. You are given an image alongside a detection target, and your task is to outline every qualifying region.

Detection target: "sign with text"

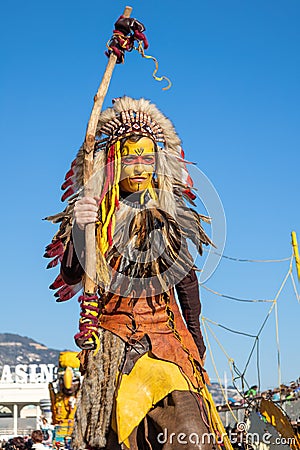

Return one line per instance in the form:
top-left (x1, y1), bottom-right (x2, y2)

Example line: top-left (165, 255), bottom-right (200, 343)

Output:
top-left (0, 364), bottom-right (56, 384)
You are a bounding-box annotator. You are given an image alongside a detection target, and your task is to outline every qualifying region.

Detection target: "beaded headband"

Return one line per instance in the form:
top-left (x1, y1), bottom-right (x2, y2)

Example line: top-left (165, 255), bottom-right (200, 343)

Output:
top-left (96, 109), bottom-right (165, 152)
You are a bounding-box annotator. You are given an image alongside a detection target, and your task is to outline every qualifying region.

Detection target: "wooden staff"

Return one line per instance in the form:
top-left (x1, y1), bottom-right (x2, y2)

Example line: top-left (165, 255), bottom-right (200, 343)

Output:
top-left (84, 6), bottom-right (133, 294)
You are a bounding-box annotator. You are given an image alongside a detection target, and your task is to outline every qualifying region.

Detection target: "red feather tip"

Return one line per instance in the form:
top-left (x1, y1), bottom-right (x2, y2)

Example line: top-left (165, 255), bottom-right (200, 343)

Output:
top-left (64, 168), bottom-right (74, 180)
top-left (44, 241), bottom-right (64, 258)
top-left (46, 255), bottom-right (62, 269)
top-left (45, 240), bottom-right (62, 251)
top-left (183, 188), bottom-right (197, 201)
top-left (61, 178), bottom-right (73, 191)
top-left (55, 285), bottom-right (80, 302)
top-left (49, 275), bottom-right (65, 290)
top-left (61, 187), bottom-right (75, 202)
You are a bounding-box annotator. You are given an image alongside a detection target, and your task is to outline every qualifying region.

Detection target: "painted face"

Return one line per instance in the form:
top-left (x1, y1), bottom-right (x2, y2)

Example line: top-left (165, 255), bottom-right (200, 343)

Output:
top-left (119, 136), bottom-right (155, 192)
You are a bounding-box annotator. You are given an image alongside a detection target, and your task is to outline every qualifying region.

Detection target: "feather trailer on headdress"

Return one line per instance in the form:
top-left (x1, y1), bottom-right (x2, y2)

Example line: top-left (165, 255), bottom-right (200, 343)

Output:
top-left (44, 154), bottom-right (84, 302)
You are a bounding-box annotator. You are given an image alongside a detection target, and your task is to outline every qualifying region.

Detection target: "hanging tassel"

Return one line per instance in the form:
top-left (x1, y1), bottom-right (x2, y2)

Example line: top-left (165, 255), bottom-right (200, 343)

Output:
top-left (97, 141), bottom-right (121, 256)
top-left (135, 41), bottom-right (172, 91)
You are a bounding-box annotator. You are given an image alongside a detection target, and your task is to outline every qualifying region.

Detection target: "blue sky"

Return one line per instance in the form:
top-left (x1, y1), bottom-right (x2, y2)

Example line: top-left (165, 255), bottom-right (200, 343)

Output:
top-left (1, 0), bottom-right (299, 392)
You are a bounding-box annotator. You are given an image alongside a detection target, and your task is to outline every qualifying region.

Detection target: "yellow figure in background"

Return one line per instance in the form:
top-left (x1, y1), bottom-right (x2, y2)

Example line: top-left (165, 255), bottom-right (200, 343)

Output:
top-left (49, 352), bottom-right (81, 440)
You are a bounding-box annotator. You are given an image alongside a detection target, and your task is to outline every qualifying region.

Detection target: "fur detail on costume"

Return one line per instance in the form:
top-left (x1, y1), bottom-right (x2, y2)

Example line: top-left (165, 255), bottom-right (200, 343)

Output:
top-left (105, 202), bottom-right (198, 296)
top-left (72, 328), bottom-right (125, 450)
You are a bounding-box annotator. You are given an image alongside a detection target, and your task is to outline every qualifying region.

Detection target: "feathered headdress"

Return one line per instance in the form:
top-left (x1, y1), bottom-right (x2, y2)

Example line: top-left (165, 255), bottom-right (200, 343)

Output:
top-left (44, 97), bottom-right (212, 302)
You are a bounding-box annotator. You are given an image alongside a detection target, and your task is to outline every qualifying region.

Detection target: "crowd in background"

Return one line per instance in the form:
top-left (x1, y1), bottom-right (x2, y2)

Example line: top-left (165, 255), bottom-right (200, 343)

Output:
top-left (0, 434), bottom-right (71, 450)
top-left (0, 425), bottom-right (71, 450)
top-left (220, 377), bottom-right (300, 407)
top-left (0, 430), bottom-right (50, 450)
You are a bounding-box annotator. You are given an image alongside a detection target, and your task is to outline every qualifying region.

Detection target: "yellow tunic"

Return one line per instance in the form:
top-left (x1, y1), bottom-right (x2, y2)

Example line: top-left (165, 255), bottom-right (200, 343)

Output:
top-left (114, 352), bottom-right (196, 445)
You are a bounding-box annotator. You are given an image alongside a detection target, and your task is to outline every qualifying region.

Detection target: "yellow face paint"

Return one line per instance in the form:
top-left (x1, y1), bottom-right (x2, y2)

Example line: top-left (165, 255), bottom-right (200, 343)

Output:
top-left (119, 137), bottom-right (155, 193)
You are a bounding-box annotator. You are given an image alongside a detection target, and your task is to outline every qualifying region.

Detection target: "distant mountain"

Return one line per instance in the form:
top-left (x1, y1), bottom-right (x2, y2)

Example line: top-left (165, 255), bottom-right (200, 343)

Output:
top-left (0, 333), bottom-right (61, 367)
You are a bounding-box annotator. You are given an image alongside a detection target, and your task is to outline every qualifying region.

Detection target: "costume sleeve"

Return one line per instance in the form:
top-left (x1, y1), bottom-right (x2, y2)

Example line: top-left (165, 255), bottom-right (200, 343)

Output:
top-left (60, 225), bottom-right (85, 285)
top-left (175, 269), bottom-right (206, 359)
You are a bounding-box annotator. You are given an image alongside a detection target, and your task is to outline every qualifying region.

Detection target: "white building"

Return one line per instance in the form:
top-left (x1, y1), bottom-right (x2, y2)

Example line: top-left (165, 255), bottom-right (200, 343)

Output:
top-left (0, 364), bottom-right (55, 437)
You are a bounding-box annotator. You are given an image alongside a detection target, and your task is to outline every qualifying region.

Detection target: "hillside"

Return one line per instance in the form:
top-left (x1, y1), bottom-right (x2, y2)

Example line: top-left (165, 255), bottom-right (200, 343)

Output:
top-left (0, 333), bottom-right (61, 367)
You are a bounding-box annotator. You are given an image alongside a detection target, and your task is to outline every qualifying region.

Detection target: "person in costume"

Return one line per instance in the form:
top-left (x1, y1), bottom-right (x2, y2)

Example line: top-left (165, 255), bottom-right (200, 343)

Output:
top-left (45, 97), bottom-right (223, 450)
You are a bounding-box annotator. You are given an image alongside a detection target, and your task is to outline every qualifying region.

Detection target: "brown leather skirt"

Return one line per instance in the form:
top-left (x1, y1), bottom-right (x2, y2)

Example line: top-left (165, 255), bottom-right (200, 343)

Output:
top-left (106, 390), bottom-right (215, 450)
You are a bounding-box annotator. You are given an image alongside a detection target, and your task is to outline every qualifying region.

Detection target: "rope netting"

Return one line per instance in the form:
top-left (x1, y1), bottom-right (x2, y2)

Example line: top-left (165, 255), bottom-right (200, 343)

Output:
top-left (200, 249), bottom-right (300, 407)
